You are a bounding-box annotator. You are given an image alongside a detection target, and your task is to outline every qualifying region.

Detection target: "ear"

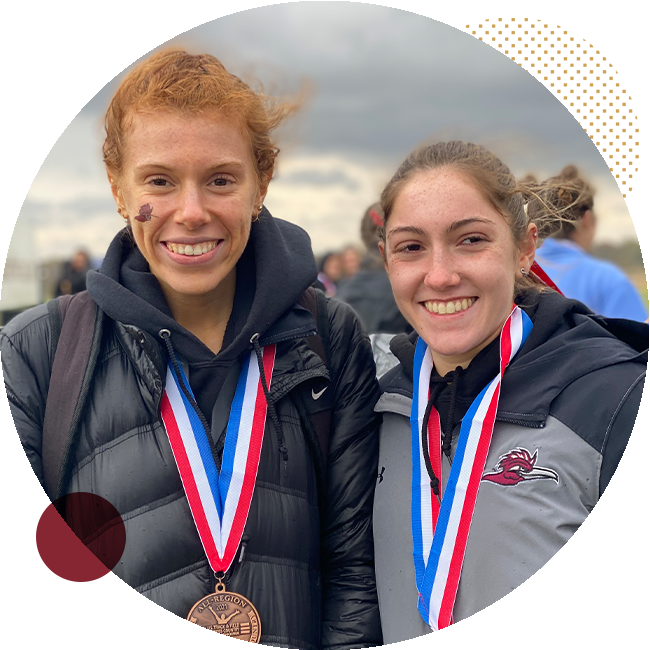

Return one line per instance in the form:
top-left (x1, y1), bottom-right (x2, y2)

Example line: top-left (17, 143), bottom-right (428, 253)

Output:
top-left (257, 174), bottom-right (270, 210)
top-left (378, 240), bottom-right (388, 272)
top-left (518, 222), bottom-right (538, 274)
top-left (108, 172), bottom-right (127, 218)
top-left (582, 209), bottom-right (597, 232)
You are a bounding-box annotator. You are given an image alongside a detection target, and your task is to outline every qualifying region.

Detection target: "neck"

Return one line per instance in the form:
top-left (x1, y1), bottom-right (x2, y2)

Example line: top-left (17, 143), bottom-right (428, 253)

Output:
top-left (162, 270), bottom-right (237, 355)
top-left (430, 351), bottom-right (475, 377)
top-left (569, 231), bottom-right (591, 252)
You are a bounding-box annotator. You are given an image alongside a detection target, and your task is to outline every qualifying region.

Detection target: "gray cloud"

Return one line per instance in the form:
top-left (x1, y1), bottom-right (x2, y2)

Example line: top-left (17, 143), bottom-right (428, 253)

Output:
top-left (0, 2), bottom-right (648, 182)
top-left (20, 196), bottom-right (116, 224)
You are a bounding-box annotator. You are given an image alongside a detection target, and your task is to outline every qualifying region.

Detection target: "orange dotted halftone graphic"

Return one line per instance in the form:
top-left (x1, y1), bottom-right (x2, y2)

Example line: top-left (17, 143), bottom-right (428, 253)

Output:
top-left (462, 19), bottom-right (639, 198)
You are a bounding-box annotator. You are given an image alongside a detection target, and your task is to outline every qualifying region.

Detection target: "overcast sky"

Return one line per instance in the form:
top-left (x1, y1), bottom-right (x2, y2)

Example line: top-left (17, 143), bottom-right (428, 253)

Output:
top-left (13, 2), bottom-right (636, 263)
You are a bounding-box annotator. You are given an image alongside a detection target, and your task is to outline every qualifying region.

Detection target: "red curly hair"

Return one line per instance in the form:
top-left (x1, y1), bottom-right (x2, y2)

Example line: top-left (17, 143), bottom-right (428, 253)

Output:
top-left (103, 49), bottom-right (295, 183)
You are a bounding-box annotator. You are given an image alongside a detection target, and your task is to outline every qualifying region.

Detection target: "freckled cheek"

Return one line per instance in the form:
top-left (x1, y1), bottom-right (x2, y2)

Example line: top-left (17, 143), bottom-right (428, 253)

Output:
top-left (387, 267), bottom-right (420, 303)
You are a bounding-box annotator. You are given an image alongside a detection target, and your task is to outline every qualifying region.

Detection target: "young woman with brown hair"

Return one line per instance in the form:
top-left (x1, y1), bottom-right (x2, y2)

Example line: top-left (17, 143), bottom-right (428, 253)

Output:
top-left (372, 141), bottom-right (647, 642)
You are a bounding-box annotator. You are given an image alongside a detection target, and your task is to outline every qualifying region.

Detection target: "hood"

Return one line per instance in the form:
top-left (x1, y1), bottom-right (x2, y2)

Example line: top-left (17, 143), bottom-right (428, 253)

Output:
top-left (381, 289), bottom-right (648, 426)
top-left (86, 208), bottom-right (318, 365)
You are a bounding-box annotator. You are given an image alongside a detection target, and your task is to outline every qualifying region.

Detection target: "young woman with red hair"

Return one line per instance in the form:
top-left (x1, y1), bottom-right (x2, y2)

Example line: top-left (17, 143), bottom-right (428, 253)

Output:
top-left (1, 50), bottom-right (382, 648)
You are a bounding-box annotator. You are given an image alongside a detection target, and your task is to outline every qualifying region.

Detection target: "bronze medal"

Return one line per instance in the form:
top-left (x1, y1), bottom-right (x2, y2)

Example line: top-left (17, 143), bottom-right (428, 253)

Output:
top-left (187, 580), bottom-right (261, 643)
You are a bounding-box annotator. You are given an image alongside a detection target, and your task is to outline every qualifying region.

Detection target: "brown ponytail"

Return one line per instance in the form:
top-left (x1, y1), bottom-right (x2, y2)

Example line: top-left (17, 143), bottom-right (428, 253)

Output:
top-left (523, 165), bottom-right (594, 240)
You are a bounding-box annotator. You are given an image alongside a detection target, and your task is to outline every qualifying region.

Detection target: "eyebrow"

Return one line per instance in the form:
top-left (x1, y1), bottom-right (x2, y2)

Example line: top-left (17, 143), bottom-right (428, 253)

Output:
top-left (134, 161), bottom-right (246, 174)
top-left (446, 217), bottom-right (494, 233)
top-left (386, 225), bottom-right (427, 239)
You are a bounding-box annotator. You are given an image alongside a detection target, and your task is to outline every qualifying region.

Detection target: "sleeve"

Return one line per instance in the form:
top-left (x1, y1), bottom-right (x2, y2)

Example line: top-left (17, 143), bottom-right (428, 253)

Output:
top-left (600, 373), bottom-right (648, 650)
top-left (598, 266), bottom-right (648, 322)
top-left (320, 298), bottom-right (383, 650)
top-left (0, 308), bottom-right (59, 650)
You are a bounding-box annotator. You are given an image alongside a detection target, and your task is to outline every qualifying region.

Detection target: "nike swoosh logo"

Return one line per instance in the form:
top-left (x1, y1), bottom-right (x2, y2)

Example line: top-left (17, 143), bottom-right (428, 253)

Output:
top-left (312, 386), bottom-right (327, 400)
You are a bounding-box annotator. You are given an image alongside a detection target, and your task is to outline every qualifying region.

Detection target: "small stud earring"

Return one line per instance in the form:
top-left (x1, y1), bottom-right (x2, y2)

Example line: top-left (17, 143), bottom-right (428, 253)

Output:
top-left (521, 268), bottom-right (529, 277)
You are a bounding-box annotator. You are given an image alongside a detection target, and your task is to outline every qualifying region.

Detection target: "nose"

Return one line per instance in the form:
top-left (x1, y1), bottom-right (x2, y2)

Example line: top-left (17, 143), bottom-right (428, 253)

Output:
top-left (174, 185), bottom-right (211, 229)
top-left (423, 249), bottom-right (461, 289)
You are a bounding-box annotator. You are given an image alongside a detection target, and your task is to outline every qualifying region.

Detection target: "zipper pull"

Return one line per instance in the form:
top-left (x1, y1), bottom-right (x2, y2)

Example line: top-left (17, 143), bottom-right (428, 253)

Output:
top-left (238, 533), bottom-right (250, 563)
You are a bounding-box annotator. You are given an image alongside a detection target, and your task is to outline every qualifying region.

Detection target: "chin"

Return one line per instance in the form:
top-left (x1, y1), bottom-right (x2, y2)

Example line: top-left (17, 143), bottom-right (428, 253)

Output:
top-left (424, 332), bottom-right (487, 359)
top-left (172, 283), bottom-right (222, 297)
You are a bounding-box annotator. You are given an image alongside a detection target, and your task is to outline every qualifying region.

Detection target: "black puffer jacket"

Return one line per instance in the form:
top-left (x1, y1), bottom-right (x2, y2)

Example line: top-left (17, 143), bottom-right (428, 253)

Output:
top-left (1, 214), bottom-right (382, 650)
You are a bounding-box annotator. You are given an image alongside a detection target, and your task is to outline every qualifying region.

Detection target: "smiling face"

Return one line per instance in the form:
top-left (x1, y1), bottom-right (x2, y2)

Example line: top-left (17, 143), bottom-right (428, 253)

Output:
top-left (380, 168), bottom-right (536, 375)
top-left (109, 110), bottom-right (267, 304)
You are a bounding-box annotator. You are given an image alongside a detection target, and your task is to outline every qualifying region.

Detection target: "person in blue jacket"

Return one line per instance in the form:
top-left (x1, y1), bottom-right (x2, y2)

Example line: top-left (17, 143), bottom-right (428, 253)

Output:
top-left (533, 165), bottom-right (647, 321)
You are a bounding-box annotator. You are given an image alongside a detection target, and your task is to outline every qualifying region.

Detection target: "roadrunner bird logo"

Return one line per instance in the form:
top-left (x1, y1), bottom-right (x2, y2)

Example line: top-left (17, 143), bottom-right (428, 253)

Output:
top-left (482, 447), bottom-right (559, 486)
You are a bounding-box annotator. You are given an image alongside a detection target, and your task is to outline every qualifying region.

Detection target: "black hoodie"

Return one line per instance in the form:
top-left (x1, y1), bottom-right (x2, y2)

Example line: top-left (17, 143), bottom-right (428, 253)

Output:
top-left (87, 210), bottom-right (317, 420)
top-left (2, 209), bottom-right (383, 649)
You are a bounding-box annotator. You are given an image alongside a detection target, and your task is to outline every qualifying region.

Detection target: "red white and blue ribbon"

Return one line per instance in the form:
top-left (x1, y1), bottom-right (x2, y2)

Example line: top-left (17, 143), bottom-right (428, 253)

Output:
top-left (160, 346), bottom-right (276, 573)
top-left (410, 305), bottom-right (533, 630)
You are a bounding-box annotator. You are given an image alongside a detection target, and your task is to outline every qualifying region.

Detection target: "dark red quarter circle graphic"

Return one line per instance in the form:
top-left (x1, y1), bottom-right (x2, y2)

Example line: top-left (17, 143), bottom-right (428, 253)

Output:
top-left (36, 492), bottom-right (126, 582)
top-left (34, 490), bottom-right (126, 584)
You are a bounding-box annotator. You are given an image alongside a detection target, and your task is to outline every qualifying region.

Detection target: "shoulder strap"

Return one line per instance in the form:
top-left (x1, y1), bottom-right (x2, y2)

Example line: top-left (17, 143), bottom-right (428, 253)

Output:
top-left (297, 287), bottom-right (332, 464)
top-left (298, 287), bottom-right (330, 368)
top-left (42, 291), bottom-right (103, 500)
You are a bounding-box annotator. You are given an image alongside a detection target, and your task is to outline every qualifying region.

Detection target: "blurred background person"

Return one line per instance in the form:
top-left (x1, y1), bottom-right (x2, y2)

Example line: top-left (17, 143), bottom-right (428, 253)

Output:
top-left (337, 203), bottom-right (410, 335)
top-left (55, 248), bottom-right (91, 296)
top-left (314, 251), bottom-right (343, 297)
top-left (339, 244), bottom-right (362, 283)
top-left (532, 166), bottom-right (648, 321)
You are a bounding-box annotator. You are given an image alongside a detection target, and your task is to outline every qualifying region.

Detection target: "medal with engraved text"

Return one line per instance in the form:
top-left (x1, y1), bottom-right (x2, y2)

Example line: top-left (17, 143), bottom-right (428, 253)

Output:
top-left (187, 577), bottom-right (261, 642)
top-left (161, 345), bottom-right (276, 643)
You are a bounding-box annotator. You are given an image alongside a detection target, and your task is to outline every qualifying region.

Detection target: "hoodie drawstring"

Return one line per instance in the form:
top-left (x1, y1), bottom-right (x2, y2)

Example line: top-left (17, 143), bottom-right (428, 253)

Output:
top-left (159, 329), bottom-right (213, 437)
top-left (159, 328), bottom-right (288, 468)
top-left (421, 366), bottom-right (463, 501)
top-left (250, 333), bottom-right (288, 463)
top-left (442, 366), bottom-right (463, 463)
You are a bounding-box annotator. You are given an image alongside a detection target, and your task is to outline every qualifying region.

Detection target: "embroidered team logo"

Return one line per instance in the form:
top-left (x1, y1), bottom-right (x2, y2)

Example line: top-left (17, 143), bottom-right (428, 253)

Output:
top-left (482, 447), bottom-right (559, 486)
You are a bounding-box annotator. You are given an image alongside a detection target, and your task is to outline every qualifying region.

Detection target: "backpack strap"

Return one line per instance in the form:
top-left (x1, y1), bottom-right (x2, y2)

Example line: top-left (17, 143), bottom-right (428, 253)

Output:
top-left (42, 291), bottom-right (103, 500)
top-left (296, 287), bottom-right (332, 464)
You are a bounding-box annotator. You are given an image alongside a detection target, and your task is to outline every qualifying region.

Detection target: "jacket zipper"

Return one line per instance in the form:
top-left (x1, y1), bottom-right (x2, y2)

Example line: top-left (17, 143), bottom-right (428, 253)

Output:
top-left (139, 326), bottom-right (319, 593)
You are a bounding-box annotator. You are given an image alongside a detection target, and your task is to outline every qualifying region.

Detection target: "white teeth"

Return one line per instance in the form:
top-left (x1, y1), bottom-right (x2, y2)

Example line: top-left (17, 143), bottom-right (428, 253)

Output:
top-left (166, 241), bottom-right (217, 256)
top-left (424, 297), bottom-right (476, 315)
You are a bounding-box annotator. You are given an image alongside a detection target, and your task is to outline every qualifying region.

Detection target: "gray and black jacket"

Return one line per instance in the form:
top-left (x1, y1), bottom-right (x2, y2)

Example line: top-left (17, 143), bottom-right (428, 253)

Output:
top-left (1, 213), bottom-right (382, 650)
top-left (372, 290), bottom-right (647, 643)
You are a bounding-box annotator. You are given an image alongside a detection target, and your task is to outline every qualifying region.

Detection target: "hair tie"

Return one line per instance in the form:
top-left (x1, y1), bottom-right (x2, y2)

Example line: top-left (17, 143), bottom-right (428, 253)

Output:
top-left (370, 209), bottom-right (383, 227)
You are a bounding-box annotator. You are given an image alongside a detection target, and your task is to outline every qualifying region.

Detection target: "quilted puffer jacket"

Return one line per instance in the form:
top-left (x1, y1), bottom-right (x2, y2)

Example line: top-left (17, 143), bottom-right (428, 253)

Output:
top-left (1, 214), bottom-right (382, 650)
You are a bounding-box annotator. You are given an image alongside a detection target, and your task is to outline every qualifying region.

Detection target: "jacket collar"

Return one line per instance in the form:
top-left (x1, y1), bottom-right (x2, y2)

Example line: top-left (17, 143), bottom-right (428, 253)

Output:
top-left (379, 290), bottom-right (648, 427)
top-left (87, 210), bottom-right (318, 366)
top-left (116, 313), bottom-right (328, 413)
